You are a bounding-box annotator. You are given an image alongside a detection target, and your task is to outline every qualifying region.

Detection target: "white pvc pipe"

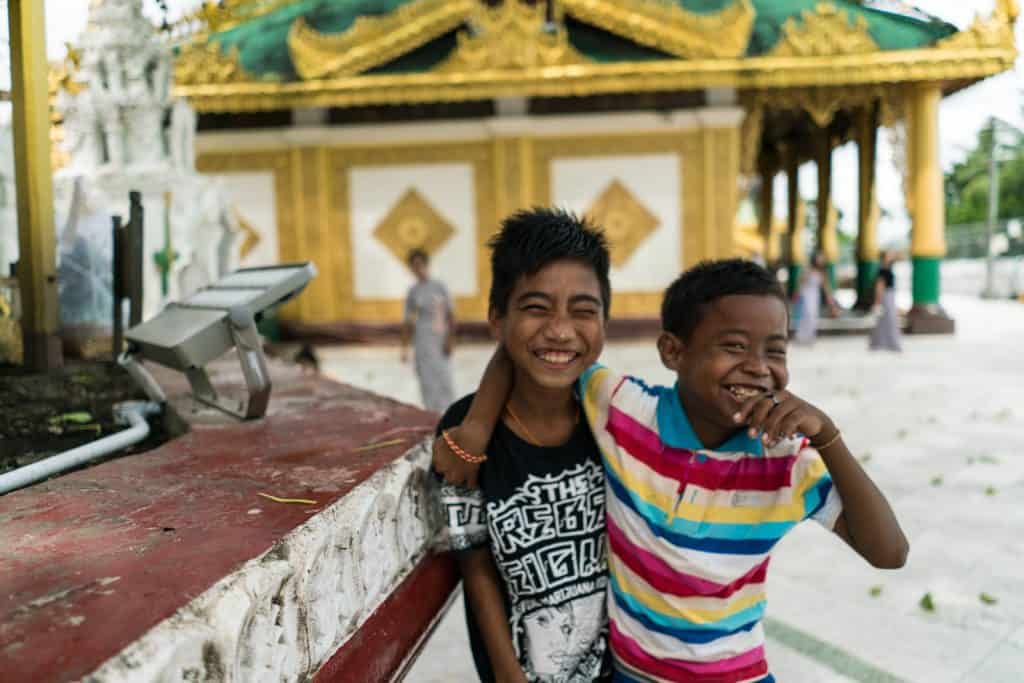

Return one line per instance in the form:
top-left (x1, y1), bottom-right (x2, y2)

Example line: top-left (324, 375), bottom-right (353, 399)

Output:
top-left (0, 402), bottom-right (160, 495)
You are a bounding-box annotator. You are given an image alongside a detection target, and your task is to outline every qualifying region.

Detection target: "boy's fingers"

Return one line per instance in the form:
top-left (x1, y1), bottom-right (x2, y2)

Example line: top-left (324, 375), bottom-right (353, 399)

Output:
top-left (776, 411), bottom-right (807, 442)
top-left (743, 394), bottom-right (778, 435)
top-left (761, 402), bottom-right (802, 441)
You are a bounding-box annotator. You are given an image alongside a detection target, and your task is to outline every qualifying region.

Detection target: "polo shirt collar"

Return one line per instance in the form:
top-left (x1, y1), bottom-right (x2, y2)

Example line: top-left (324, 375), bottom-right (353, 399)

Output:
top-left (657, 382), bottom-right (763, 455)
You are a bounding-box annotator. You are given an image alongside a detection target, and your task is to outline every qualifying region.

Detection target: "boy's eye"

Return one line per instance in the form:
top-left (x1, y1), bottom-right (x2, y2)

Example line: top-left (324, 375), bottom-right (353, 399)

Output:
top-left (573, 308), bottom-right (599, 318)
top-left (722, 342), bottom-right (745, 351)
top-left (522, 303), bottom-right (548, 312)
top-left (767, 347), bottom-right (787, 357)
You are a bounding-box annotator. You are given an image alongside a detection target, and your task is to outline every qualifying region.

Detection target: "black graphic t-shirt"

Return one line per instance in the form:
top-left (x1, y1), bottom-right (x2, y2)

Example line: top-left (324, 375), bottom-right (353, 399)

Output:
top-left (437, 394), bottom-right (609, 683)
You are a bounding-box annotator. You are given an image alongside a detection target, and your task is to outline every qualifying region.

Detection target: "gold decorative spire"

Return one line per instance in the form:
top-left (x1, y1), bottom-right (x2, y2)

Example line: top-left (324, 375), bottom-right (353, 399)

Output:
top-left (436, 0), bottom-right (588, 72)
top-left (562, 0), bottom-right (754, 59)
top-left (935, 0), bottom-right (1018, 50)
top-left (288, 0), bottom-right (474, 80)
top-left (768, 3), bottom-right (879, 58)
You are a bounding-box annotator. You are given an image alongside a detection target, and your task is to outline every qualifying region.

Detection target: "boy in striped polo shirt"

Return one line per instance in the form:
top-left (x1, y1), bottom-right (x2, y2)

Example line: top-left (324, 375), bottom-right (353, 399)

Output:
top-left (438, 258), bottom-right (908, 682)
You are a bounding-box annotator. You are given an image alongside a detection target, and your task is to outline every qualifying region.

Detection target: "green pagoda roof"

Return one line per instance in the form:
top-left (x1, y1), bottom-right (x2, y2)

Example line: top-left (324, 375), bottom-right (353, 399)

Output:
top-left (199, 0), bottom-right (959, 82)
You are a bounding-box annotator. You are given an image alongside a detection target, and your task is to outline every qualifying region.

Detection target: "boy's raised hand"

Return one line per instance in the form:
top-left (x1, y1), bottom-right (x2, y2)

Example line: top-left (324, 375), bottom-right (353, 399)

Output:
top-left (733, 389), bottom-right (838, 448)
top-left (433, 423), bottom-right (487, 488)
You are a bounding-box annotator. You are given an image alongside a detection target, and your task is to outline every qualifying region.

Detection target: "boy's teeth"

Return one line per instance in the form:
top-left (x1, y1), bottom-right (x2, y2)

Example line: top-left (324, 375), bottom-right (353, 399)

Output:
top-left (539, 351), bottom-right (575, 364)
top-left (729, 386), bottom-right (762, 399)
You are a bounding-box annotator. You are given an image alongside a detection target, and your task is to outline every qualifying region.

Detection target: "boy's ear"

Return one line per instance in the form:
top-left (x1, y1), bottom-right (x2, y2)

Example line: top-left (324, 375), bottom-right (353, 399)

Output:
top-left (657, 331), bottom-right (684, 372)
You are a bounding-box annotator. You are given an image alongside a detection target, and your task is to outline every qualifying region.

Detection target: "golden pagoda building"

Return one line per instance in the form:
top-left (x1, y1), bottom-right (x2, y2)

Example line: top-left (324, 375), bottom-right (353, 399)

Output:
top-left (169, 0), bottom-right (1017, 335)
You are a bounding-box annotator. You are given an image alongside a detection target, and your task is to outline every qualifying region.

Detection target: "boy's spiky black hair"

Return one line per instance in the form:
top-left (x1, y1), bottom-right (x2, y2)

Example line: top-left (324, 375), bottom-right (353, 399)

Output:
top-left (488, 207), bottom-right (611, 318)
top-left (661, 259), bottom-right (786, 340)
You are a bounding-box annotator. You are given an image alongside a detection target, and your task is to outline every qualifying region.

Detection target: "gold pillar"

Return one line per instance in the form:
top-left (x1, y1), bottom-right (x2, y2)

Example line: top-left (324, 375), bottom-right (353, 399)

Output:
top-left (906, 83), bottom-right (952, 331)
top-left (785, 149), bottom-right (803, 264)
top-left (702, 123), bottom-right (741, 260)
top-left (908, 86), bottom-right (946, 261)
top-left (8, 0), bottom-right (61, 369)
top-left (758, 156), bottom-right (776, 261)
top-left (815, 130), bottom-right (839, 264)
top-left (855, 103), bottom-right (881, 308)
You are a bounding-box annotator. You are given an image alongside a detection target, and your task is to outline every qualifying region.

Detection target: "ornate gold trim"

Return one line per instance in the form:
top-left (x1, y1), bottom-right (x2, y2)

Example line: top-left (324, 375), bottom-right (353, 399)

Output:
top-left (562, 0), bottom-right (754, 59)
top-left (768, 3), bottom-right (879, 58)
top-left (173, 0), bottom-right (296, 38)
top-left (436, 1), bottom-right (588, 72)
top-left (935, 0), bottom-right (1017, 50)
top-left (175, 43), bottom-right (1014, 112)
top-left (288, 0), bottom-right (474, 80)
top-left (175, 41), bottom-right (257, 86)
top-left (748, 85), bottom-right (893, 128)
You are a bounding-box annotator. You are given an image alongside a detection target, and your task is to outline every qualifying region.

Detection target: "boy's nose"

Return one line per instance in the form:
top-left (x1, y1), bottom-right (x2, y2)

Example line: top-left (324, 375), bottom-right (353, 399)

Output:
top-left (741, 353), bottom-right (770, 376)
top-left (545, 315), bottom-right (574, 342)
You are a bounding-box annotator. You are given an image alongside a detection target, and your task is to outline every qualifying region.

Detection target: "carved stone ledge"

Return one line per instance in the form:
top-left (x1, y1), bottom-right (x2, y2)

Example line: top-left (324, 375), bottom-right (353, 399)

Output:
top-left (83, 440), bottom-right (442, 682)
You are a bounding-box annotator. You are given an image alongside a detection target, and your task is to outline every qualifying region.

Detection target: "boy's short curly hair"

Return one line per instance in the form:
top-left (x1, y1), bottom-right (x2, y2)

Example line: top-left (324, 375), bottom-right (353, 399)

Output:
top-left (661, 259), bottom-right (787, 340)
top-left (488, 207), bottom-right (611, 318)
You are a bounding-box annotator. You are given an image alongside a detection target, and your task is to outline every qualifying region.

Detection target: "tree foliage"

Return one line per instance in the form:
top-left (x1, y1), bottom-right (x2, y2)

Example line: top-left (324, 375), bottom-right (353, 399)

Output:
top-left (945, 119), bottom-right (1024, 226)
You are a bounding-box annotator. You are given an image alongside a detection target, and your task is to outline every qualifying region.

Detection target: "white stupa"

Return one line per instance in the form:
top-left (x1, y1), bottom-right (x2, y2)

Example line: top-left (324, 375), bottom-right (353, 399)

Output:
top-left (53, 0), bottom-right (238, 327)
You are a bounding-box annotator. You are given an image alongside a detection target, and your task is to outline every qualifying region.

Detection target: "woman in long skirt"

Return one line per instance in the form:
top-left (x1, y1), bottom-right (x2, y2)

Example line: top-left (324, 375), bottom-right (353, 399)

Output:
top-left (794, 251), bottom-right (838, 344)
top-left (401, 249), bottom-right (456, 413)
top-left (869, 251), bottom-right (902, 352)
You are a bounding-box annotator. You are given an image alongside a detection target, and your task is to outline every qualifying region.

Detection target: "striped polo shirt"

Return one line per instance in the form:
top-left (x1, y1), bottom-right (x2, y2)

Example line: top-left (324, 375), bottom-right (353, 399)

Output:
top-left (578, 366), bottom-right (843, 683)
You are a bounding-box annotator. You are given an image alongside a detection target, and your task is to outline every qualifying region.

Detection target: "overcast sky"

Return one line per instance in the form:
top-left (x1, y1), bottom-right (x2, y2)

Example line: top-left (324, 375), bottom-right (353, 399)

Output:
top-left (5, 1), bottom-right (1023, 244)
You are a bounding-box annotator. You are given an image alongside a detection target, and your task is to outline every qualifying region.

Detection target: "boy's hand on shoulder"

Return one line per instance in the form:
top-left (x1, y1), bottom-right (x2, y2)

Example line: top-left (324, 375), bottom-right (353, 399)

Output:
top-left (733, 389), bottom-right (838, 449)
top-left (433, 423), bottom-right (488, 488)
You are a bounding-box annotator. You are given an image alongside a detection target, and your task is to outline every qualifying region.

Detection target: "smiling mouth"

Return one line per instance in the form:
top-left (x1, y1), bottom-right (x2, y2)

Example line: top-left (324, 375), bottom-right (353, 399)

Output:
top-left (725, 385), bottom-right (769, 401)
top-left (534, 349), bottom-right (580, 367)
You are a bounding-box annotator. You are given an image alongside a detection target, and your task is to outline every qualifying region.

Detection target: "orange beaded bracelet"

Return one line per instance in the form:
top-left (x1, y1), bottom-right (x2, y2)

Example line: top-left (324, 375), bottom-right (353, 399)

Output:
top-left (441, 429), bottom-right (487, 465)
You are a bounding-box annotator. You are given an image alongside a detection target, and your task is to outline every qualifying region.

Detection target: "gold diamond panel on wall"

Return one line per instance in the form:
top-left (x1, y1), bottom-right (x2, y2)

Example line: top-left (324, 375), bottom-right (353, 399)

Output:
top-left (584, 180), bottom-right (661, 268)
top-left (373, 188), bottom-right (456, 265)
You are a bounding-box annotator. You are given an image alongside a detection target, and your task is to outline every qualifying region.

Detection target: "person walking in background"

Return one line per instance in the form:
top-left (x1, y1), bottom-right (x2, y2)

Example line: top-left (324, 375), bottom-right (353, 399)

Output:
top-left (793, 250), bottom-right (839, 344)
top-left (869, 250), bottom-right (903, 352)
top-left (402, 248), bottom-right (456, 413)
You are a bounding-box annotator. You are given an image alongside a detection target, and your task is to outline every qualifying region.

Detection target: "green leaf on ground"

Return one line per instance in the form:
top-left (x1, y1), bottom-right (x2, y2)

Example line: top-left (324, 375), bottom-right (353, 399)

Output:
top-left (930, 475), bottom-right (943, 486)
top-left (979, 592), bottom-right (998, 606)
top-left (985, 486), bottom-right (998, 496)
top-left (919, 592), bottom-right (936, 612)
top-left (48, 411), bottom-right (94, 425)
top-left (896, 429), bottom-right (909, 439)
top-left (978, 455), bottom-right (1000, 464)
top-left (859, 453), bottom-right (873, 464)
top-left (926, 415), bottom-right (938, 424)
top-left (967, 456), bottom-right (976, 465)
top-left (869, 585), bottom-right (883, 597)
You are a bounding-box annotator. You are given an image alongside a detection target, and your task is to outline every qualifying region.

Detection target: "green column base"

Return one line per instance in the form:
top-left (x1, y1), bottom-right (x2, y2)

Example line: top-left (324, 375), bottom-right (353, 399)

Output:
top-left (912, 256), bottom-right (941, 306)
top-left (824, 262), bottom-right (837, 292)
top-left (788, 264), bottom-right (802, 298)
top-left (855, 259), bottom-right (879, 309)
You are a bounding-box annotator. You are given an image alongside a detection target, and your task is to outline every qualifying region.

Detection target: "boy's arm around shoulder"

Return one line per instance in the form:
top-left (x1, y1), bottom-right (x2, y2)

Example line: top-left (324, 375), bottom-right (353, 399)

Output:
top-left (433, 346), bottom-right (512, 487)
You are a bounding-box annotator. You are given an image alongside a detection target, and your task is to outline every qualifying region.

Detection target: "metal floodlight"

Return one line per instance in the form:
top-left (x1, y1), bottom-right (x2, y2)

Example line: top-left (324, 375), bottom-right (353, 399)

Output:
top-left (122, 263), bottom-right (317, 419)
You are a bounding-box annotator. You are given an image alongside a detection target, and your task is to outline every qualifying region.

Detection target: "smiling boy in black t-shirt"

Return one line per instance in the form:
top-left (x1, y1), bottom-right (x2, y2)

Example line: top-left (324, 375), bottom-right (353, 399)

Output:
top-left (436, 208), bottom-right (613, 682)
